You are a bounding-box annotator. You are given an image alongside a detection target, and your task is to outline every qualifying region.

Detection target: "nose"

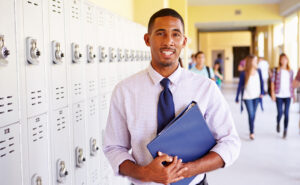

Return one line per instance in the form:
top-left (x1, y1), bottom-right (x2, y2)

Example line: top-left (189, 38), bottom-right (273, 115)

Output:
top-left (162, 33), bottom-right (174, 46)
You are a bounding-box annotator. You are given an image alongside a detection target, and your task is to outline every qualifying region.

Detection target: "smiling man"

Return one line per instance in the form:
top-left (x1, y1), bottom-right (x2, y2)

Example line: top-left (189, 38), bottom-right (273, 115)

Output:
top-left (103, 8), bottom-right (241, 185)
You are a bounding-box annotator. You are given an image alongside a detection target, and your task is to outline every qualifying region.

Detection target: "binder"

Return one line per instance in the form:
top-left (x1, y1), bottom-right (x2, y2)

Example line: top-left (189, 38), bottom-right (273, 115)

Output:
top-left (147, 101), bottom-right (216, 185)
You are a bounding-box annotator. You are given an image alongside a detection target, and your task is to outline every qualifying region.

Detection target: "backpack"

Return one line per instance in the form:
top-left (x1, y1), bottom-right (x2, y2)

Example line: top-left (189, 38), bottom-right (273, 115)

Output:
top-left (206, 66), bottom-right (211, 79)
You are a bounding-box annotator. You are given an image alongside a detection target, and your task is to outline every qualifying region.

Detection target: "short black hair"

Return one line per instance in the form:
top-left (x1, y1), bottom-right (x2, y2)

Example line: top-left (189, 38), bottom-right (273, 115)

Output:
top-left (148, 8), bottom-right (185, 33)
top-left (195, 51), bottom-right (204, 58)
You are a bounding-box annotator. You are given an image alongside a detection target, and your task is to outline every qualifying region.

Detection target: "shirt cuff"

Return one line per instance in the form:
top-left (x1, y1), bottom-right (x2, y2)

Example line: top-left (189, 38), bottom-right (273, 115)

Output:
top-left (104, 149), bottom-right (136, 176)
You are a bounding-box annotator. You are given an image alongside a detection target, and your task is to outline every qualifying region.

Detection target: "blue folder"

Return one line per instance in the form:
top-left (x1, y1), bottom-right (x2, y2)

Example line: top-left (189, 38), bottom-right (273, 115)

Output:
top-left (147, 101), bottom-right (216, 185)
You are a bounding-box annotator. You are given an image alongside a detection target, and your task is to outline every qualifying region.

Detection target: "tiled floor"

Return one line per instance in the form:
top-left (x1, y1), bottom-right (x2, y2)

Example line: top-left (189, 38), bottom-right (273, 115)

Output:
top-left (208, 82), bottom-right (300, 185)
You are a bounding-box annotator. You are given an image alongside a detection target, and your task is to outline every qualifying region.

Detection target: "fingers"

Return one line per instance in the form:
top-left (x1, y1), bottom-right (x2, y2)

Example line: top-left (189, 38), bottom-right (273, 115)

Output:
top-left (170, 176), bottom-right (184, 183)
top-left (156, 152), bottom-right (173, 165)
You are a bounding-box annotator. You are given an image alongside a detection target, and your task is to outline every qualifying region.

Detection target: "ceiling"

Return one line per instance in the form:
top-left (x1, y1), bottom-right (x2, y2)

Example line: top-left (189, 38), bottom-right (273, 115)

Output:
top-left (188, 0), bottom-right (282, 6)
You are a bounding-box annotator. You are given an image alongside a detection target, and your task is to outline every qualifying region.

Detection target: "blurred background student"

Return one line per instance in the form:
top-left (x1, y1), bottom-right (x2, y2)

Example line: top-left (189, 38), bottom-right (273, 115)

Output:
top-left (235, 55), bottom-right (264, 140)
top-left (213, 62), bottom-right (223, 88)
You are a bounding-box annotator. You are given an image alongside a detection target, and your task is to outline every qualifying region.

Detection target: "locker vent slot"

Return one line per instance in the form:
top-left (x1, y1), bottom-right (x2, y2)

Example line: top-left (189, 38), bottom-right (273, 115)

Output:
top-left (75, 105), bottom-right (84, 123)
top-left (86, 6), bottom-right (93, 24)
top-left (51, 0), bottom-right (62, 14)
top-left (73, 83), bottom-right (82, 96)
top-left (96, 12), bottom-right (104, 26)
top-left (0, 95), bottom-right (15, 117)
top-left (100, 95), bottom-right (108, 111)
top-left (100, 78), bottom-right (107, 89)
top-left (56, 109), bottom-right (67, 132)
top-left (89, 99), bottom-right (96, 116)
top-left (71, 0), bottom-right (80, 20)
top-left (27, 0), bottom-right (39, 6)
top-left (55, 86), bottom-right (65, 101)
top-left (91, 169), bottom-right (99, 183)
top-left (30, 90), bottom-right (43, 106)
top-left (88, 80), bottom-right (96, 93)
top-left (32, 117), bottom-right (45, 142)
top-left (0, 127), bottom-right (16, 159)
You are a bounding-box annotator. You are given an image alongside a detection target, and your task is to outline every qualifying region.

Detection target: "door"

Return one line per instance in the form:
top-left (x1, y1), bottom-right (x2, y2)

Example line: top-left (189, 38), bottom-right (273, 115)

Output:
top-left (233, 46), bottom-right (250, 77)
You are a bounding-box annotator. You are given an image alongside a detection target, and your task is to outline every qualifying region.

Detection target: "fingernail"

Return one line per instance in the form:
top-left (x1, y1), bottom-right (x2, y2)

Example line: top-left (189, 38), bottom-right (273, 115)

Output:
top-left (158, 151), bottom-right (162, 155)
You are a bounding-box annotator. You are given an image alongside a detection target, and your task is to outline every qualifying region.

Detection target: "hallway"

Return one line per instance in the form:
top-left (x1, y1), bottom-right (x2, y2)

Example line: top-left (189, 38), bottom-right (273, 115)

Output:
top-left (208, 82), bottom-right (300, 185)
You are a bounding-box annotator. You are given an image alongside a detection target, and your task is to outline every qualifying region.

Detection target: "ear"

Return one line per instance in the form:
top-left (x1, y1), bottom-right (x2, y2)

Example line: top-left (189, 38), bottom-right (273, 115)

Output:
top-left (182, 36), bottom-right (187, 47)
top-left (144, 33), bottom-right (150, 47)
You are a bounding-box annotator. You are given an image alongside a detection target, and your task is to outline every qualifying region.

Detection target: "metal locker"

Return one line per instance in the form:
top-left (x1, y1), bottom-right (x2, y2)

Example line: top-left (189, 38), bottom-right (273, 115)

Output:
top-left (27, 113), bottom-right (50, 185)
top-left (0, 1), bottom-right (20, 128)
top-left (65, 0), bottom-right (86, 104)
top-left (83, 3), bottom-right (98, 99)
top-left (22, 0), bottom-right (48, 118)
top-left (51, 107), bottom-right (72, 185)
top-left (0, 123), bottom-right (22, 185)
top-left (86, 97), bottom-right (101, 185)
top-left (71, 102), bottom-right (87, 185)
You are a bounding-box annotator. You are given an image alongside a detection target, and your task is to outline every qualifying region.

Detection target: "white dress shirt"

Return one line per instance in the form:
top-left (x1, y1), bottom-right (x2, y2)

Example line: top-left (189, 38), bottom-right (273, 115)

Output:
top-left (103, 65), bottom-right (241, 185)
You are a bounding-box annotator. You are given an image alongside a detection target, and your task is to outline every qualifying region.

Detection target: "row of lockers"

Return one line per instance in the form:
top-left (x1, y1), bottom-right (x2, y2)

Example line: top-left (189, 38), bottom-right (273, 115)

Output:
top-left (0, 0), bottom-right (150, 185)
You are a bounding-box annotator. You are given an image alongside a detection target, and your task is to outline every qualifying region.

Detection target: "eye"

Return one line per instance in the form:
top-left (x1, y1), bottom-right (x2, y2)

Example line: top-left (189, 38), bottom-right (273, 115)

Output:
top-left (173, 32), bottom-right (181, 37)
top-left (156, 32), bottom-right (164, 36)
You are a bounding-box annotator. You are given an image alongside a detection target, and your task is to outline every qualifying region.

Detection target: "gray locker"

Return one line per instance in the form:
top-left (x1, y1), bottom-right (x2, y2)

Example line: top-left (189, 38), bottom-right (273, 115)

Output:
top-left (0, 1), bottom-right (20, 128)
top-left (0, 123), bottom-right (22, 185)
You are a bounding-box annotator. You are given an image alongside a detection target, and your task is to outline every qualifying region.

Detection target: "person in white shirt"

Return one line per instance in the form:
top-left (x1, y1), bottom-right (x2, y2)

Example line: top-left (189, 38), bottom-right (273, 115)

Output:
top-left (235, 55), bottom-right (265, 140)
top-left (257, 57), bottom-right (269, 92)
top-left (103, 8), bottom-right (240, 185)
top-left (271, 53), bottom-right (295, 139)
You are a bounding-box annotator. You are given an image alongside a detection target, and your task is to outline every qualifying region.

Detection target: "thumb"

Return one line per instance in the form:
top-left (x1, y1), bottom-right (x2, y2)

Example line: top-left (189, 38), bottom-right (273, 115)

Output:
top-left (156, 152), bottom-right (173, 163)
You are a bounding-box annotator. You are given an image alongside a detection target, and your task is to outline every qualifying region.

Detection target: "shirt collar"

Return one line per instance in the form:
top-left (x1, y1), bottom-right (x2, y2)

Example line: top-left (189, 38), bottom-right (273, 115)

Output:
top-left (147, 63), bottom-right (182, 86)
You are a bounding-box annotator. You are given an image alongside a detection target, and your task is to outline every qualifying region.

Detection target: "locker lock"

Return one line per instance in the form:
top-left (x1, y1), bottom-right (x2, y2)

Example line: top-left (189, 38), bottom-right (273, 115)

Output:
top-left (135, 50), bottom-right (140, 61)
top-left (99, 46), bottom-right (107, 62)
top-left (57, 159), bottom-right (68, 183)
top-left (0, 35), bottom-right (9, 65)
top-left (109, 47), bottom-right (117, 62)
top-left (72, 43), bottom-right (82, 63)
top-left (52, 41), bottom-right (64, 64)
top-left (75, 147), bottom-right (86, 168)
top-left (87, 45), bottom-right (96, 63)
top-left (117, 48), bottom-right (124, 62)
top-left (130, 49), bottom-right (135, 61)
top-left (26, 37), bottom-right (41, 65)
top-left (90, 138), bottom-right (99, 156)
top-left (31, 174), bottom-right (42, 185)
top-left (124, 49), bottom-right (129, 62)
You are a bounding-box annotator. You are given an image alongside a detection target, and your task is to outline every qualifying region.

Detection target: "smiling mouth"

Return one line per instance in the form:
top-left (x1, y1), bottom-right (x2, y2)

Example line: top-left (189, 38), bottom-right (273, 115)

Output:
top-left (160, 48), bottom-right (175, 57)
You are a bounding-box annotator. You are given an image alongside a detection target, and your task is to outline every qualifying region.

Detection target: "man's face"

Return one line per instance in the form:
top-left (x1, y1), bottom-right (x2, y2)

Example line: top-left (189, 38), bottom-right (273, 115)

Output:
top-left (144, 16), bottom-right (187, 67)
top-left (195, 53), bottom-right (205, 66)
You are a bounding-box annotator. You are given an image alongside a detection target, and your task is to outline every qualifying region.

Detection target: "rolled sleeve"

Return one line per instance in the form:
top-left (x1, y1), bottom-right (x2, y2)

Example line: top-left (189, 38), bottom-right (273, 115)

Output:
top-left (205, 82), bottom-right (241, 167)
top-left (102, 84), bottom-right (135, 175)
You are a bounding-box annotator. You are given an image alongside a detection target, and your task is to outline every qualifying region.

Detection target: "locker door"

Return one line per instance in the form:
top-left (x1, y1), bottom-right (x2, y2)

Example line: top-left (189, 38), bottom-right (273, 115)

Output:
top-left (0, 1), bottom-right (20, 128)
top-left (0, 123), bottom-right (22, 185)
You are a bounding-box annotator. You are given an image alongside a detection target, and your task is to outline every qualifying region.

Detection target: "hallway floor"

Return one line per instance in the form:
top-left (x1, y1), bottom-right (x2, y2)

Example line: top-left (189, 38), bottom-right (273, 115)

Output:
top-left (208, 82), bottom-right (300, 185)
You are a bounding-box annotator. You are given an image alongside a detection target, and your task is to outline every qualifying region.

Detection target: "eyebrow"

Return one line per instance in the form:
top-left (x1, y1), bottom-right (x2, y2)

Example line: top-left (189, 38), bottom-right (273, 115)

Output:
top-left (154, 28), bottom-right (182, 33)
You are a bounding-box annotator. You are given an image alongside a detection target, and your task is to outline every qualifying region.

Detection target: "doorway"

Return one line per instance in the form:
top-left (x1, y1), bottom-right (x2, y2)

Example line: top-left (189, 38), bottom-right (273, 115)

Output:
top-left (233, 46), bottom-right (250, 77)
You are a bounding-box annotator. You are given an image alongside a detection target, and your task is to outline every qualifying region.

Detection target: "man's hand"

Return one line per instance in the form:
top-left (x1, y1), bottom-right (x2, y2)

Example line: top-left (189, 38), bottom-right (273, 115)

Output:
top-left (141, 152), bottom-right (188, 185)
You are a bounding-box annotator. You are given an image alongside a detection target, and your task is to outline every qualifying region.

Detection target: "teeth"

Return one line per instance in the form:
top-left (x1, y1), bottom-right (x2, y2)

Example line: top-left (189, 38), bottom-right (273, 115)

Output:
top-left (162, 51), bottom-right (173, 55)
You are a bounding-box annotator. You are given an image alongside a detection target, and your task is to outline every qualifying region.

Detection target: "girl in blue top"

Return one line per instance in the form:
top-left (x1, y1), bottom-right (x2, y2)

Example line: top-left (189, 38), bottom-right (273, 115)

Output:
top-left (235, 55), bottom-right (265, 140)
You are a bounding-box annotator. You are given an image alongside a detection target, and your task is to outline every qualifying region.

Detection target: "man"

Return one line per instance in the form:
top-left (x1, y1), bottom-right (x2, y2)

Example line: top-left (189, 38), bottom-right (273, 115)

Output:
top-left (190, 51), bottom-right (215, 80)
top-left (257, 57), bottom-right (269, 92)
top-left (188, 54), bottom-right (196, 69)
top-left (103, 8), bottom-right (240, 185)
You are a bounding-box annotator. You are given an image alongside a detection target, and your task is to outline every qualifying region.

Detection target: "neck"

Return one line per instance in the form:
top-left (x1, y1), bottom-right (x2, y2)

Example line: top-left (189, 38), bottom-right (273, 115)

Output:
top-left (151, 61), bottom-right (179, 78)
top-left (281, 65), bottom-right (287, 69)
top-left (196, 64), bottom-right (204, 70)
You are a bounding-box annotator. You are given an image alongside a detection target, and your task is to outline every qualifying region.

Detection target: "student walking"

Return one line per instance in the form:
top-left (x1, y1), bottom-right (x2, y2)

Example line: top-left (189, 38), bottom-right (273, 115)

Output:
top-left (213, 62), bottom-right (223, 88)
top-left (236, 55), bottom-right (264, 140)
top-left (271, 53), bottom-right (294, 139)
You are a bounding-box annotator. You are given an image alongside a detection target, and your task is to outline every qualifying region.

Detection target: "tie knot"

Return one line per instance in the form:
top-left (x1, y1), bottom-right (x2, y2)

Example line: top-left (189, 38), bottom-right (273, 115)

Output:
top-left (160, 78), bottom-right (170, 89)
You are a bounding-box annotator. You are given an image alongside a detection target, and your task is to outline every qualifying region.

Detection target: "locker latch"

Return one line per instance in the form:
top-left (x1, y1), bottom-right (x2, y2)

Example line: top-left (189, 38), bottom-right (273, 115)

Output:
top-left (71, 43), bottom-right (82, 63)
top-left (130, 49), bottom-right (135, 61)
top-left (87, 45), bottom-right (96, 63)
top-left (109, 47), bottom-right (117, 62)
top-left (124, 49), bottom-right (129, 62)
top-left (135, 50), bottom-right (140, 61)
top-left (117, 48), bottom-right (124, 62)
top-left (99, 46), bottom-right (108, 62)
top-left (90, 138), bottom-right (99, 156)
top-left (26, 37), bottom-right (41, 65)
top-left (0, 35), bottom-right (10, 65)
top-left (31, 174), bottom-right (42, 185)
top-left (57, 159), bottom-right (68, 183)
top-left (75, 147), bottom-right (86, 167)
top-left (52, 41), bottom-right (64, 64)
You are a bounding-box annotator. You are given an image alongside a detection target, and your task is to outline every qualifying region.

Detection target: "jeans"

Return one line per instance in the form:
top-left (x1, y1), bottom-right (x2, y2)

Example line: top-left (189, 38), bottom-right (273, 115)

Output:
top-left (276, 97), bottom-right (291, 130)
top-left (244, 98), bottom-right (260, 134)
